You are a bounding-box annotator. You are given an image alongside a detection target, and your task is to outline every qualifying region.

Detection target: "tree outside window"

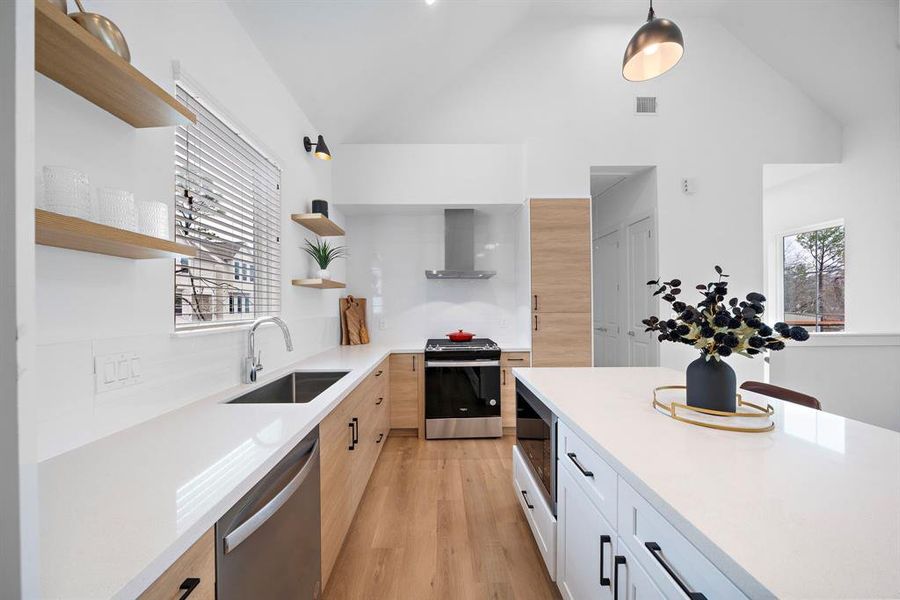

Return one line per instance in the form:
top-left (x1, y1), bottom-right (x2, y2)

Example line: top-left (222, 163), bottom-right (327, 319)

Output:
top-left (782, 225), bottom-right (845, 332)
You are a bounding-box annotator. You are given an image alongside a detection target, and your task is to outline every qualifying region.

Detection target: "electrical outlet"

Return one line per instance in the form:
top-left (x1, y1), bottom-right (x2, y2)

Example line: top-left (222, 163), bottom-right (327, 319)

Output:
top-left (681, 178), bottom-right (697, 194)
top-left (95, 352), bottom-right (142, 394)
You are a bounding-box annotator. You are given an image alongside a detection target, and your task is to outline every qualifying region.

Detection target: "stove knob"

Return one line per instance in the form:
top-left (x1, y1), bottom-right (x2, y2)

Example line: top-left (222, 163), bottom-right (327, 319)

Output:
top-left (489, 398), bottom-right (497, 406)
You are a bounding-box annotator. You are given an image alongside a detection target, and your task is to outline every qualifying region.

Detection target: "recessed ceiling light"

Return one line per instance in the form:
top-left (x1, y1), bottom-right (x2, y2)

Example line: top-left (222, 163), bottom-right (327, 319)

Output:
top-left (425, 0), bottom-right (437, 5)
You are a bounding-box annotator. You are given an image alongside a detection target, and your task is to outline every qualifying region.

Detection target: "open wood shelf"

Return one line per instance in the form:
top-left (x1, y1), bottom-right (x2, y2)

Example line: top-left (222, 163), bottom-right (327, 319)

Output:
top-left (34, 0), bottom-right (195, 128)
top-left (292, 278), bottom-right (347, 289)
top-left (291, 213), bottom-right (345, 237)
top-left (35, 209), bottom-right (197, 260)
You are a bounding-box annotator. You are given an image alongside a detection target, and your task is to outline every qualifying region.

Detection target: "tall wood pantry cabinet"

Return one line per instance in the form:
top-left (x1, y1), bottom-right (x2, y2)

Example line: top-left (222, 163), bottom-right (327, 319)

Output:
top-left (529, 198), bottom-right (592, 367)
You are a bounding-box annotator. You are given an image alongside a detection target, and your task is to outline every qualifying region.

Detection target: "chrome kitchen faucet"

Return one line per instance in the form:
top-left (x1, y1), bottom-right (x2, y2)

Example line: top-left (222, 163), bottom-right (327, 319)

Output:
top-left (244, 316), bottom-right (294, 383)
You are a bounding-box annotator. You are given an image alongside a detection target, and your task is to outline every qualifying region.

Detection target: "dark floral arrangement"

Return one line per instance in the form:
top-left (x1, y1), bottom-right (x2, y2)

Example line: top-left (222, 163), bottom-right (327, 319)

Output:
top-left (642, 266), bottom-right (810, 361)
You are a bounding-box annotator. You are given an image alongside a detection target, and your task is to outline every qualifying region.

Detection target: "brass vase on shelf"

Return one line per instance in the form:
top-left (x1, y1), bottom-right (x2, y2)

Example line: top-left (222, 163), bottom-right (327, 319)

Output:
top-left (68, 0), bottom-right (131, 62)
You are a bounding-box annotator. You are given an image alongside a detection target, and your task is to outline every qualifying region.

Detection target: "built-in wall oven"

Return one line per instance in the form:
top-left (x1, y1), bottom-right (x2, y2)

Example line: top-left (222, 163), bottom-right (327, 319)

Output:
top-left (424, 338), bottom-right (502, 439)
top-left (516, 379), bottom-right (557, 515)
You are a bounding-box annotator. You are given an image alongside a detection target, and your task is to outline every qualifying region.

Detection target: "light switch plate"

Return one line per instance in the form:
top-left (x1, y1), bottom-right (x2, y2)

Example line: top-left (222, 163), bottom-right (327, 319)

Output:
top-left (95, 352), bottom-right (142, 394)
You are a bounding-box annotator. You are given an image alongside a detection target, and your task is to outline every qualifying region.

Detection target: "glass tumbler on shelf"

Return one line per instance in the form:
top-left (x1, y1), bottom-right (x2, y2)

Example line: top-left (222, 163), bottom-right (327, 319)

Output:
top-left (96, 188), bottom-right (137, 231)
top-left (42, 166), bottom-right (92, 219)
top-left (137, 200), bottom-right (170, 239)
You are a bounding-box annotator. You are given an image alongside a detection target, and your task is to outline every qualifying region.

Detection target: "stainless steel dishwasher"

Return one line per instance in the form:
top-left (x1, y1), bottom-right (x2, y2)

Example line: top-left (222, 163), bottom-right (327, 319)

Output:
top-left (216, 427), bottom-right (321, 599)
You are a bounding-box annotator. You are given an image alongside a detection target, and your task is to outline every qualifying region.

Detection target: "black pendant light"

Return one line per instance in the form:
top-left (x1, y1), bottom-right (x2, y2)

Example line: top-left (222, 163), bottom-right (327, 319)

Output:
top-left (622, 0), bottom-right (684, 82)
top-left (303, 134), bottom-right (332, 161)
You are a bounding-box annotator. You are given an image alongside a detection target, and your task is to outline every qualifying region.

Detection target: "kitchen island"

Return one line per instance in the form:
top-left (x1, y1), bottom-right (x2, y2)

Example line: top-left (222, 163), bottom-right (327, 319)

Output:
top-left (513, 367), bottom-right (900, 599)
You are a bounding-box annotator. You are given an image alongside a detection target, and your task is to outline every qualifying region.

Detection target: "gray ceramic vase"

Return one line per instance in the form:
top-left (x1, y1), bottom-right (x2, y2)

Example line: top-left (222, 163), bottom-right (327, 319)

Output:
top-left (686, 356), bottom-right (736, 412)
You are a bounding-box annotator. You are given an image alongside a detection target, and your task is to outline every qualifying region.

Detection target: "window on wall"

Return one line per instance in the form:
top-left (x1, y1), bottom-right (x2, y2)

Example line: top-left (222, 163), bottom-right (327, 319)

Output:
top-left (782, 224), bottom-right (845, 332)
top-left (173, 84), bottom-right (282, 330)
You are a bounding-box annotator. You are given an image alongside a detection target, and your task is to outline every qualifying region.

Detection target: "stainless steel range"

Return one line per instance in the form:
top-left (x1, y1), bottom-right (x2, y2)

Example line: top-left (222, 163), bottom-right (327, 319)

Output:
top-left (424, 338), bottom-right (502, 439)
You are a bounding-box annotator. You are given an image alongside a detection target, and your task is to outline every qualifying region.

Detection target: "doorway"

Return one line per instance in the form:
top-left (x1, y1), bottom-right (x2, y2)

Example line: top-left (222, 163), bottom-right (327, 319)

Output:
top-left (590, 167), bottom-right (659, 367)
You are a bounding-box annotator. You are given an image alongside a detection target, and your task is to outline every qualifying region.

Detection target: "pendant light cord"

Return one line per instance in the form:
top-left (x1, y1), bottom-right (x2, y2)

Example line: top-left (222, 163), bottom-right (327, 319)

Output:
top-left (647, 0), bottom-right (655, 21)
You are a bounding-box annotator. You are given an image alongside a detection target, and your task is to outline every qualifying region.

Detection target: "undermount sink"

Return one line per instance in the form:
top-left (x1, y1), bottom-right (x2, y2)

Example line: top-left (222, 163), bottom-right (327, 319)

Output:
top-left (228, 371), bottom-right (349, 405)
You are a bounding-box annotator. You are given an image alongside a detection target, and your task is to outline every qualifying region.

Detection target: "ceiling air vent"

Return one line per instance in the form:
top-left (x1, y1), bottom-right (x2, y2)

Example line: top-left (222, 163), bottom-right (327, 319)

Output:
top-left (635, 96), bottom-right (658, 115)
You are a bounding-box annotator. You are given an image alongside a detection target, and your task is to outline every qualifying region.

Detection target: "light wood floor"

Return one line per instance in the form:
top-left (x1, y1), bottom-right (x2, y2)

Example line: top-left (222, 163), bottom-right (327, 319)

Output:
top-left (324, 435), bottom-right (562, 600)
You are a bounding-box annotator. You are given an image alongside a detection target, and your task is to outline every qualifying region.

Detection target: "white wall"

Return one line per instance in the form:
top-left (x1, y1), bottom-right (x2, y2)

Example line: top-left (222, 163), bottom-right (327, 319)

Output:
top-left (344, 207), bottom-right (526, 348)
top-left (34, 0), bottom-right (340, 461)
top-left (2, 1), bottom-right (38, 596)
top-left (337, 16), bottom-right (843, 382)
top-left (333, 144), bottom-right (525, 206)
top-left (769, 334), bottom-right (900, 432)
top-left (763, 116), bottom-right (900, 333)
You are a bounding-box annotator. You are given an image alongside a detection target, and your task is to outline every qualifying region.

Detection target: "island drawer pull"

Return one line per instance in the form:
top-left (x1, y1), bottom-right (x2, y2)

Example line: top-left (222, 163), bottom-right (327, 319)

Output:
top-left (520, 489), bottom-right (534, 509)
top-left (613, 555), bottom-right (625, 600)
top-left (645, 542), bottom-right (708, 600)
top-left (375, 369), bottom-right (384, 377)
top-left (376, 396), bottom-right (384, 405)
top-left (376, 432), bottom-right (384, 444)
top-left (179, 578), bottom-right (200, 600)
top-left (599, 535), bottom-right (611, 587)
top-left (567, 452), bottom-right (594, 477)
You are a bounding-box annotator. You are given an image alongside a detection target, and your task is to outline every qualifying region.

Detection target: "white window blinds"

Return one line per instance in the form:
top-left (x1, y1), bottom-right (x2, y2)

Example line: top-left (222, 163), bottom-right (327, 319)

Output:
top-left (174, 84), bottom-right (282, 330)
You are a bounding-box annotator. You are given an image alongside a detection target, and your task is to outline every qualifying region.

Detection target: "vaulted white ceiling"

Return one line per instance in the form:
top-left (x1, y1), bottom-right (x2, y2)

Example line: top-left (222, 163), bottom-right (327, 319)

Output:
top-left (228, 0), bottom-right (898, 142)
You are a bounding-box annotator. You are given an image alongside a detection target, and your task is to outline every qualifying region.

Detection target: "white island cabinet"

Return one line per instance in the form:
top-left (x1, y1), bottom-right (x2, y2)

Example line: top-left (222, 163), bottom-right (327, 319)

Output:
top-left (512, 367), bottom-right (900, 600)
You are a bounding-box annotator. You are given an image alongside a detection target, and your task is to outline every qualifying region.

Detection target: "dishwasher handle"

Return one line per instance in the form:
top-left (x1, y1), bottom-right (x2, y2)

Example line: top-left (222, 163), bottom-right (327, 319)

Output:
top-left (222, 439), bottom-right (320, 554)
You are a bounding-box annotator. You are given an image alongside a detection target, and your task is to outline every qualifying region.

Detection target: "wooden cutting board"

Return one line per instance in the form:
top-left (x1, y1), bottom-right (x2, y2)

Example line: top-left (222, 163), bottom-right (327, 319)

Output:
top-left (340, 296), bottom-right (369, 345)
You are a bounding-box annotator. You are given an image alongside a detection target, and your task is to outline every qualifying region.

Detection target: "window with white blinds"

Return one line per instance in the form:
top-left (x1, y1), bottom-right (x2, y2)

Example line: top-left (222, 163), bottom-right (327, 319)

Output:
top-left (173, 84), bottom-right (282, 330)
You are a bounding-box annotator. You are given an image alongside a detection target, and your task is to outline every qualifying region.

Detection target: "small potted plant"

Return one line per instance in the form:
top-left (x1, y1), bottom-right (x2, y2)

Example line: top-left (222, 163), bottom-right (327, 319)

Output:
top-left (302, 238), bottom-right (347, 280)
top-left (643, 266), bottom-right (809, 412)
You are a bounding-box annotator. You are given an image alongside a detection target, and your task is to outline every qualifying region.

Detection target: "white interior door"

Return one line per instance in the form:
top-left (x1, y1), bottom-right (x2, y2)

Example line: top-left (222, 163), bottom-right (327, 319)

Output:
top-left (626, 217), bottom-right (658, 367)
top-left (592, 230), bottom-right (621, 366)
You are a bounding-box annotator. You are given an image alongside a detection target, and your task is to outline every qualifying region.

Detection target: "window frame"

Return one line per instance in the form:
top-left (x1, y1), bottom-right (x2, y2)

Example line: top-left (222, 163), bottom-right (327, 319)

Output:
top-left (772, 218), bottom-right (846, 332)
top-left (172, 81), bottom-right (283, 332)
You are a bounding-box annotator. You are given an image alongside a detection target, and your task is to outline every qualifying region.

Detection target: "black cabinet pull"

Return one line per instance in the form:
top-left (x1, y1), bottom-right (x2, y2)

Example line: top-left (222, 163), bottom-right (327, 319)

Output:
top-left (376, 432), bottom-right (384, 444)
top-left (520, 489), bottom-right (534, 509)
top-left (502, 368), bottom-right (507, 386)
top-left (376, 396), bottom-right (384, 405)
top-left (567, 452), bottom-right (594, 477)
top-left (413, 355), bottom-right (417, 372)
top-left (534, 314), bottom-right (539, 331)
top-left (348, 421), bottom-right (355, 450)
top-left (375, 369), bottom-right (383, 377)
top-left (599, 535), bottom-right (611, 587)
top-left (179, 578), bottom-right (201, 600)
top-left (613, 555), bottom-right (626, 600)
top-left (645, 542), bottom-right (708, 600)
top-left (533, 294), bottom-right (538, 310)
top-left (352, 417), bottom-right (359, 445)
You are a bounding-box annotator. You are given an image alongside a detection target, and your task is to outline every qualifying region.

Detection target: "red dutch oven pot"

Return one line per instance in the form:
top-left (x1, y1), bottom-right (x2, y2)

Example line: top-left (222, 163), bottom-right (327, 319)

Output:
top-left (446, 329), bottom-right (475, 342)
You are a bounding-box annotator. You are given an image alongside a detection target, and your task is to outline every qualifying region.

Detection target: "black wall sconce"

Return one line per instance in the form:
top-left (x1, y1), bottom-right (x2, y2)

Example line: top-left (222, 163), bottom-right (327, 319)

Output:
top-left (303, 134), bottom-right (332, 161)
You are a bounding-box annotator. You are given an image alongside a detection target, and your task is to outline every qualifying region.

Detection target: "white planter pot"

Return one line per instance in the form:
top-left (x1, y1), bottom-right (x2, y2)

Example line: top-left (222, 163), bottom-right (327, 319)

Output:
top-left (317, 268), bottom-right (331, 280)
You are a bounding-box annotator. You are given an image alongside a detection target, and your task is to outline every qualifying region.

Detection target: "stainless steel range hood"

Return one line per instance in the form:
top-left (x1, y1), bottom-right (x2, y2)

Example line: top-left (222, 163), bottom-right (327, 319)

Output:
top-left (425, 209), bottom-right (496, 279)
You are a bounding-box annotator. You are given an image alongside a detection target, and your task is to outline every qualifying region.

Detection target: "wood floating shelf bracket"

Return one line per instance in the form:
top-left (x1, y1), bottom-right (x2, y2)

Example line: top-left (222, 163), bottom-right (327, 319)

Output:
top-left (35, 209), bottom-right (197, 260)
top-left (291, 213), bottom-right (346, 237)
top-left (34, 0), bottom-right (196, 128)
top-left (292, 278), bottom-right (347, 289)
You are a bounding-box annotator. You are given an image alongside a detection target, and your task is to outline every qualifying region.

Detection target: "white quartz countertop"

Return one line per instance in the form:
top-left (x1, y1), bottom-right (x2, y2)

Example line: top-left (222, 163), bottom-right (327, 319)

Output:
top-left (513, 367), bottom-right (900, 599)
top-left (39, 343), bottom-right (400, 599)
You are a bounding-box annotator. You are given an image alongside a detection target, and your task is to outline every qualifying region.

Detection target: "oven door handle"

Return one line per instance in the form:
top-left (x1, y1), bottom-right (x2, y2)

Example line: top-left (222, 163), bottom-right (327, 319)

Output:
top-left (425, 360), bottom-right (501, 368)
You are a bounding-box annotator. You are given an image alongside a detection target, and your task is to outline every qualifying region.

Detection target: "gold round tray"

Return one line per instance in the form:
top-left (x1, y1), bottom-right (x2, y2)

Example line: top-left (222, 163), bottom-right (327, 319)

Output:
top-left (652, 385), bottom-right (775, 433)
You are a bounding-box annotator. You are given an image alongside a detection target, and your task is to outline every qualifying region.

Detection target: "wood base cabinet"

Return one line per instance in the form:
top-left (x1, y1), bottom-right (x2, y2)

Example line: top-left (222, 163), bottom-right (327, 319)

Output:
top-left (389, 353), bottom-right (424, 436)
top-left (501, 352), bottom-right (530, 427)
top-left (138, 528), bottom-right (215, 600)
top-left (320, 358), bottom-right (390, 588)
top-left (532, 312), bottom-right (592, 367)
